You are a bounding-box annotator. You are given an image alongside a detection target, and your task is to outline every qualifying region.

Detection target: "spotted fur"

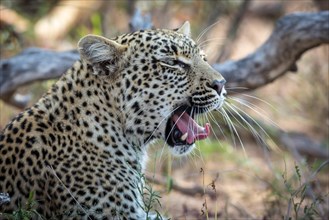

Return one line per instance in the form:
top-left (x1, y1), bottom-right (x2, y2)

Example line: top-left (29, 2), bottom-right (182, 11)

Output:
top-left (0, 22), bottom-right (226, 219)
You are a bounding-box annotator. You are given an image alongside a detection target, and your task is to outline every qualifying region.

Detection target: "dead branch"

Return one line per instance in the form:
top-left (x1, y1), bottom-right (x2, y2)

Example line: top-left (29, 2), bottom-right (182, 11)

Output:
top-left (248, 2), bottom-right (284, 20)
top-left (0, 48), bottom-right (80, 108)
top-left (214, 11), bottom-right (329, 90)
top-left (313, 0), bottom-right (329, 10)
top-left (0, 7), bottom-right (153, 108)
top-left (279, 132), bottom-right (329, 159)
top-left (0, 12), bottom-right (328, 108)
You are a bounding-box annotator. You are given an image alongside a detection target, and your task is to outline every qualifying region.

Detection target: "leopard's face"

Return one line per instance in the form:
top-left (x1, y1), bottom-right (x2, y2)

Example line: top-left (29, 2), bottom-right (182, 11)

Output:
top-left (78, 22), bottom-right (226, 156)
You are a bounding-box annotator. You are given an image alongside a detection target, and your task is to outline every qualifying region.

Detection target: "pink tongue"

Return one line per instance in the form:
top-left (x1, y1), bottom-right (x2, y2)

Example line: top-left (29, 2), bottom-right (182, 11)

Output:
top-left (172, 112), bottom-right (210, 144)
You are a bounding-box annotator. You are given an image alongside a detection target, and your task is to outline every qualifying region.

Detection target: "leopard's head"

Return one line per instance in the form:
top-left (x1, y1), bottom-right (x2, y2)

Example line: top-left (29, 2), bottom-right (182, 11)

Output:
top-left (78, 22), bottom-right (226, 156)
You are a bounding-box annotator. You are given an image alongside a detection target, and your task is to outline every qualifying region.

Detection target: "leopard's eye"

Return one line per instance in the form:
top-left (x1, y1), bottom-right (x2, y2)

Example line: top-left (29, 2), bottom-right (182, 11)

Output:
top-left (165, 59), bottom-right (176, 66)
top-left (160, 58), bottom-right (189, 70)
top-left (177, 60), bottom-right (187, 69)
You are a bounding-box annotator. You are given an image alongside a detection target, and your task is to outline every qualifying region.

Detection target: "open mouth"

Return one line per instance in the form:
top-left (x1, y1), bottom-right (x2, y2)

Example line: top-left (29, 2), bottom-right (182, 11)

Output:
top-left (165, 105), bottom-right (210, 147)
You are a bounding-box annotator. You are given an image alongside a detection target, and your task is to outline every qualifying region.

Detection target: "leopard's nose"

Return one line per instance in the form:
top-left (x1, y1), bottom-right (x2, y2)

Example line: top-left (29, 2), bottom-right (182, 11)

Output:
top-left (210, 79), bottom-right (226, 95)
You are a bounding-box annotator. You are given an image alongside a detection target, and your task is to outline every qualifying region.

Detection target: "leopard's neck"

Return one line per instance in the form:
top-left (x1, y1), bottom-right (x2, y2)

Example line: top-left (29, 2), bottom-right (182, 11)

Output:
top-left (33, 60), bottom-right (147, 170)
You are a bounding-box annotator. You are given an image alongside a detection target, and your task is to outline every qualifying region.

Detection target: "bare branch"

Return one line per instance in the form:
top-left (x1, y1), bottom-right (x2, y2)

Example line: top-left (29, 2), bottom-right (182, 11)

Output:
top-left (214, 11), bottom-right (329, 90)
top-left (0, 48), bottom-right (79, 107)
top-left (279, 132), bottom-right (329, 159)
top-left (0, 12), bottom-right (328, 108)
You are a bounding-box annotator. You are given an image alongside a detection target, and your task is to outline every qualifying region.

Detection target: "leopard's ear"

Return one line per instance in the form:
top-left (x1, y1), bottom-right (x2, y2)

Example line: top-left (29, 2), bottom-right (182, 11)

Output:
top-left (78, 35), bottom-right (127, 75)
top-left (176, 21), bottom-right (191, 37)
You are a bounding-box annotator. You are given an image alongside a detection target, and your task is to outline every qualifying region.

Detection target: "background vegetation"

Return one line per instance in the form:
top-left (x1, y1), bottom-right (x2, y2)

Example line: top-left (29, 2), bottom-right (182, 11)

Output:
top-left (0, 0), bottom-right (328, 219)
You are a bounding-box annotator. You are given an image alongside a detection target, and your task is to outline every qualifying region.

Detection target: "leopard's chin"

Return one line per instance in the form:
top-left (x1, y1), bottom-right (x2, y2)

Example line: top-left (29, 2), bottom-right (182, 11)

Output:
top-left (170, 143), bottom-right (196, 156)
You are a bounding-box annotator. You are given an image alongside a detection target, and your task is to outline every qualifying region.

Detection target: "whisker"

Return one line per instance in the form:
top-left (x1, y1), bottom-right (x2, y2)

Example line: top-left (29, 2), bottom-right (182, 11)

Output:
top-left (225, 103), bottom-right (265, 144)
top-left (229, 93), bottom-right (277, 110)
top-left (48, 165), bottom-right (91, 219)
top-left (225, 87), bottom-right (249, 91)
top-left (188, 106), bottom-right (196, 138)
top-left (198, 38), bottom-right (225, 48)
top-left (206, 111), bottom-right (227, 145)
top-left (217, 107), bottom-right (237, 147)
top-left (226, 100), bottom-right (275, 136)
top-left (226, 104), bottom-right (271, 154)
top-left (220, 107), bottom-right (247, 156)
top-left (196, 19), bottom-right (222, 43)
top-left (228, 97), bottom-right (280, 128)
top-left (143, 105), bottom-right (182, 144)
top-left (224, 102), bottom-right (279, 151)
top-left (194, 106), bottom-right (206, 166)
top-left (230, 97), bottom-right (267, 113)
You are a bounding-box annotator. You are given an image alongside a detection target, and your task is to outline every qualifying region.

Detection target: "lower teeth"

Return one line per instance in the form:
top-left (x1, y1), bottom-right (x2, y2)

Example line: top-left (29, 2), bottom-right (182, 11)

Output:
top-left (180, 133), bottom-right (188, 141)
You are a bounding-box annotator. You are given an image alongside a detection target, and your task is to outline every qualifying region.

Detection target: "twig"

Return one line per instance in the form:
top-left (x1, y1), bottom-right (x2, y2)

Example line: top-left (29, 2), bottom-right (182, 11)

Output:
top-left (283, 138), bottom-right (327, 218)
top-left (145, 173), bottom-right (218, 200)
top-left (229, 201), bottom-right (254, 218)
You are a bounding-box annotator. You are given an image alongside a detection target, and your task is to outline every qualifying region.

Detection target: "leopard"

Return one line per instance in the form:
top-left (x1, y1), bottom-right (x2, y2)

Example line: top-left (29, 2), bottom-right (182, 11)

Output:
top-left (0, 22), bottom-right (226, 219)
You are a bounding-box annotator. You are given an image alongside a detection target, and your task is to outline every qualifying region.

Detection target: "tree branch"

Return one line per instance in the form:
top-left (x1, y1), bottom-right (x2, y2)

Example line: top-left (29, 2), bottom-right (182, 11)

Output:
top-left (0, 48), bottom-right (80, 108)
top-left (214, 11), bottom-right (329, 90)
top-left (0, 7), bottom-right (152, 108)
top-left (0, 12), bottom-right (328, 108)
top-left (279, 132), bottom-right (329, 159)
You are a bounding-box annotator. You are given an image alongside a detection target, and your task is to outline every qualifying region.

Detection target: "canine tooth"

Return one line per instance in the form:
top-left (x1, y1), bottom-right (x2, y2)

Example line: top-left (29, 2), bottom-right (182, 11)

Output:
top-left (181, 133), bottom-right (188, 141)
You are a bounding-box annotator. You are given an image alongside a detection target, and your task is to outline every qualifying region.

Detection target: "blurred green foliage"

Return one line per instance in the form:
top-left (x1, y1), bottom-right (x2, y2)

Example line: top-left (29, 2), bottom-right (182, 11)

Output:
top-left (2, 0), bottom-right (58, 20)
top-left (0, 24), bottom-right (21, 57)
top-left (73, 12), bottom-right (103, 40)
